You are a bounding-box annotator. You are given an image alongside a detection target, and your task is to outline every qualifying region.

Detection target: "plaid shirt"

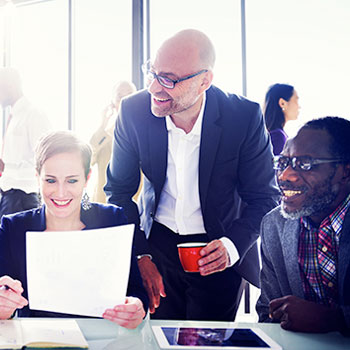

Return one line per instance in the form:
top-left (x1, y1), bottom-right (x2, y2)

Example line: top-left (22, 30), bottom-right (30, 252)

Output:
top-left (298, 194), bottom-right (350, 307)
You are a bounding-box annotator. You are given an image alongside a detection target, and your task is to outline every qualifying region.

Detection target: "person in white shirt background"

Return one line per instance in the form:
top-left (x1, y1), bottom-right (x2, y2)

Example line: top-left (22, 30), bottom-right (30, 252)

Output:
top-left (0, 67), bottom-right (52, 218)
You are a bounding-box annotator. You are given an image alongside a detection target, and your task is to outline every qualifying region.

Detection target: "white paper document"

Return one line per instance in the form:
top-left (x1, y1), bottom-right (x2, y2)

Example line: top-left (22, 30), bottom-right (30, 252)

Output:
top-left (26, 224), bottom-right (134, 317)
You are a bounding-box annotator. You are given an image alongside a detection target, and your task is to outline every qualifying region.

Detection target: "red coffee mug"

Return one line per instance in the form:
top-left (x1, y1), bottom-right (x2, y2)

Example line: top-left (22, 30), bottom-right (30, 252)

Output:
top-left (177, 242), bottom-right (207, 272)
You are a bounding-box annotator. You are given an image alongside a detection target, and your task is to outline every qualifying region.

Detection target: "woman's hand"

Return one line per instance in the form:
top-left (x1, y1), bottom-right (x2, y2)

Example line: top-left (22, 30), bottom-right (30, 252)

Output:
top-left (102, 297), bottom-right (146, 329)
top-left (0, 275), bottom-right (28, 319)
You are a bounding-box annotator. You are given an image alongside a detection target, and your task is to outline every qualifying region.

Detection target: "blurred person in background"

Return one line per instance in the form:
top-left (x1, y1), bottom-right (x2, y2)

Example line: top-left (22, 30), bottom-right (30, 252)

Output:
top-left (90, 81), bottom-right (137, 203)
top-left (263, 83), bottom-right (300, 155)
top-left (0, 67), bottom-right (52, 218)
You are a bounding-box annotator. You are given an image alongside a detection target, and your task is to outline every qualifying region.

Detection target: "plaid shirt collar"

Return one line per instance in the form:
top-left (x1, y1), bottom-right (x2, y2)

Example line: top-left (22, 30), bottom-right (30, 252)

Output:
top-left (298, 193), bottom-right (350, 306)
top-left (301, 193), bottom-right (350, 236)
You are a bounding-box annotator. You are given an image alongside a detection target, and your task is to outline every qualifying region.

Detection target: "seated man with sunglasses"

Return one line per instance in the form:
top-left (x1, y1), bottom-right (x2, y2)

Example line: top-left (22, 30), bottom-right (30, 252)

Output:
top-left (256, 116), bottom-right (350, 334)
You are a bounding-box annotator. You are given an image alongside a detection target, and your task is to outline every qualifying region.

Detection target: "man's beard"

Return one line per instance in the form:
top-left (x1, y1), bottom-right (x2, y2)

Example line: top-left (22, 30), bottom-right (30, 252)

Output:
top-left (280, 174), bottom-right (339, 220)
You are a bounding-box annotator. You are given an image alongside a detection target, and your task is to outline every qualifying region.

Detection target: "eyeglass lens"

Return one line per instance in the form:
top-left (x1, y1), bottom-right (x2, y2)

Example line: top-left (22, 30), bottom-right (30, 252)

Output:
top-left (144, 70), bottom-right (173, 88)
top-left (275, 157), bottom-right (312, 172)
top-left (157, 75), bottom-right (174, 88)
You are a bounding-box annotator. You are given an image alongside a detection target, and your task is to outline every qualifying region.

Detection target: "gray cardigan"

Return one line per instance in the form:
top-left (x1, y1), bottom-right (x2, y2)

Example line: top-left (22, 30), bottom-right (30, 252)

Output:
top-left (256, 205), bottom-right (350, 330)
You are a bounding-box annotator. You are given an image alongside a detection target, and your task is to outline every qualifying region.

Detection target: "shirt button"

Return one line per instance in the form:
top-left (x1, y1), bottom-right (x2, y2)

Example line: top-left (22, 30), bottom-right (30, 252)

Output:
top-left (322, 246), bottom-right (328, 253)
top-left (328, 282), bottom-right (334, 288)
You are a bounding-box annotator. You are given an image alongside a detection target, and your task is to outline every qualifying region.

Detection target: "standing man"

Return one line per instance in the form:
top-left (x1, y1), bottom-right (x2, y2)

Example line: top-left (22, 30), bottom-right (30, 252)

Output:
top-left (257, 117), bottom-right (350, 333)
top-left (0, 67), bottom-right (52, 217)
top-left (105, 29), bottom-right (279, 321)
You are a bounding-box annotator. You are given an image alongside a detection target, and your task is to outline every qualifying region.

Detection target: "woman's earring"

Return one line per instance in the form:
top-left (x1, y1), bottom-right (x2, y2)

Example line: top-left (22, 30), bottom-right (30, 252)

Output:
top-left (82, 190), bottom-right (92, 211)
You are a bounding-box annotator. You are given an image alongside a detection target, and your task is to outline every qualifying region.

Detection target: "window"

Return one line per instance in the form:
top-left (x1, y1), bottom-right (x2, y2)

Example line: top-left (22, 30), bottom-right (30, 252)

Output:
top-left (10, 0), bottom-right (68, 130)
top-left (246, 0), bottom-right (350, 136)
top-left (74, 0), bottom-right (132, 142)
top-left (149, 0), bottom-right (242, 94)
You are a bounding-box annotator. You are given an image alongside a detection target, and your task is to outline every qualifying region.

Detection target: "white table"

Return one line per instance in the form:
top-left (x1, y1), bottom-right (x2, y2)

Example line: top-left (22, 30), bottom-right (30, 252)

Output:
top-left (75, 318), bottom-right (350, 350)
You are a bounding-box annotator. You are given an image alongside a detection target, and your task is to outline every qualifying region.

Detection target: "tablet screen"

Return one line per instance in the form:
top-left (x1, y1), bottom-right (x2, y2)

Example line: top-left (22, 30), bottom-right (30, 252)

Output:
top-left (152, 326), bottom-right (282, 350)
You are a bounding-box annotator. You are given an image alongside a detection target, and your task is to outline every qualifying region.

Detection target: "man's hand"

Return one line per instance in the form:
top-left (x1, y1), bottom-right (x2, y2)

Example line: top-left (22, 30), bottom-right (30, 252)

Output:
top-left (198, 239), bottom-right (229, 276)
top-left (137, 256), bottom-right (166, 314)
top-left (269, 295), bottom-right (346, 333)
top-left (100, 103), bottom-right (115, 129)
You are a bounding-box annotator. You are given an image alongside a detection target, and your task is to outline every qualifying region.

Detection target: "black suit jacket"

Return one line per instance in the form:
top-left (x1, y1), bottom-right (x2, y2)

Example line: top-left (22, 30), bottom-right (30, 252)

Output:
top-left (105, 85), bottom-right (279, 287)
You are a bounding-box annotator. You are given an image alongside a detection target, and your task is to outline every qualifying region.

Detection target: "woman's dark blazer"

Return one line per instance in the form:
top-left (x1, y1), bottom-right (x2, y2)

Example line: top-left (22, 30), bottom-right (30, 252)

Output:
top-left (0, 203), bottom-right (149, 317)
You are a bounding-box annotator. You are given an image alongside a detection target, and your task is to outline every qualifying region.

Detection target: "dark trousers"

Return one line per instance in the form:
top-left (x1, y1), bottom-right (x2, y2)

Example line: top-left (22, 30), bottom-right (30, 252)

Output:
top-left (149, 221), bottom-right (245, 321)
top-left (0, 189), bottom-right (39, 218)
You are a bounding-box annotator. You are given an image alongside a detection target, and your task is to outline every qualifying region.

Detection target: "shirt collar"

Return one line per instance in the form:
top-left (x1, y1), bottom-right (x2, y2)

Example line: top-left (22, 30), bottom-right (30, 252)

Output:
top-left (165, 92), bottom-right (206, 136)
top-left (301, 193), bottom-right (350, 234)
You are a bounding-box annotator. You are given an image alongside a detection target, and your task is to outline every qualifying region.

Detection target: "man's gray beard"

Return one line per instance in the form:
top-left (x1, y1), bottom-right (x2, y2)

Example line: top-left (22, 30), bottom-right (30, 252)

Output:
top-left (280, 205), bottom-right (314, 220)
top-left (280, 186), bottom-right (338, 220)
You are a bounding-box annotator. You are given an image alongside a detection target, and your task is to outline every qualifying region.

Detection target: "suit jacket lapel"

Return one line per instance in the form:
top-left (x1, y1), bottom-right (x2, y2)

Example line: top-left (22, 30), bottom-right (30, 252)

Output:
top-left (199, 88), bottom-right (222, 212)
top-left (148, 113), bottom-right (168, 199)
top-left (281, 219), bottom-right (305, 298)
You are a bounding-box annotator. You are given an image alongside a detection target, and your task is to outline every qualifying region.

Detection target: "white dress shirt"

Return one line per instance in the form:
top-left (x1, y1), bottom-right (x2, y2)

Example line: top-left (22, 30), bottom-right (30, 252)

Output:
top-left (0, 96), bottom-right (52, 193)
top-left (155, 93), bottom-right (239, 266)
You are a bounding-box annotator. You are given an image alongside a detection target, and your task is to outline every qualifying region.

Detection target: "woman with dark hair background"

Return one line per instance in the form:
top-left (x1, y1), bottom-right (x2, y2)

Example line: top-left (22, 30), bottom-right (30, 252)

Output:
top-left (263, 83), bottom-right (300, 155)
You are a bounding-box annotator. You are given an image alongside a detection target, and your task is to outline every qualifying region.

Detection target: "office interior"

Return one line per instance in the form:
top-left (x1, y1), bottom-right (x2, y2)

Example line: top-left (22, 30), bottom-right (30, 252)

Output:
top-left (1, 0), bottom-right (349, 321)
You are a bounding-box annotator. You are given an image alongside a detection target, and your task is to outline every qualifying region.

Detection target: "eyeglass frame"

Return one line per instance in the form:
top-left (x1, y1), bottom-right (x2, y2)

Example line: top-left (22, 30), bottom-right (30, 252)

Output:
top-left (273, 155), bottom-right (345, 172)
top-left (141, 60), bottom-right (208, 89)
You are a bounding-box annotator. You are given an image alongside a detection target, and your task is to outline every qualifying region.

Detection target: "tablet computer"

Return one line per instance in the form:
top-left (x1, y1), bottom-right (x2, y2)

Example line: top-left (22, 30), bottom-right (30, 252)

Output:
top-left (152, 326), bottom-right (282, 350)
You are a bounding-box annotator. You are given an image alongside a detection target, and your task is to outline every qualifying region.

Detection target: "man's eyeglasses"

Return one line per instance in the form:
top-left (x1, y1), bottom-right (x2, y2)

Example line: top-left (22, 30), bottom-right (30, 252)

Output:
top-left (273, 155), bottom-right (345, 172)
top-left (141, 60), bottom-right (208, 89)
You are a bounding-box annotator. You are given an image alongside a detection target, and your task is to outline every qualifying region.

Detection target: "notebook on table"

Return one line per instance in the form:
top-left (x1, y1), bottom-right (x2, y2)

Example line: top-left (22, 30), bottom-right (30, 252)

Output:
top-left (0, 319), bottom-right (88, 349)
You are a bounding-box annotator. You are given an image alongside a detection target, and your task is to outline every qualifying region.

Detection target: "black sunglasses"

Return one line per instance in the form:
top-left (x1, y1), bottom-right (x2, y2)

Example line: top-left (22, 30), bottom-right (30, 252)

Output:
top-left (273, 155), bottom-right (345, 172)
